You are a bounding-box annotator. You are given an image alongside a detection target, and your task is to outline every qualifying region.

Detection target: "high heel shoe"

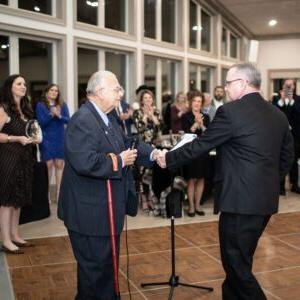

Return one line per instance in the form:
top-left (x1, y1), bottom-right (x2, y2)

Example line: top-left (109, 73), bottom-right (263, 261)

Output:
top-left (1, 245), bottom-right (24, 255)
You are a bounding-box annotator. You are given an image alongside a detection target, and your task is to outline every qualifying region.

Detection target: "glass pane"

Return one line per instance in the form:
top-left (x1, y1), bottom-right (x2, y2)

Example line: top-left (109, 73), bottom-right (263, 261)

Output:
top-left (0, 0), bottom-right (8, 5)
top-left (162, 59), bottom-right (176, 98)
top-left (18, 0), bottom-right (52, 15)
top-left (189, 64), bottom-right (197, 90)
top-left (105, 0), bottom-right (126, 32)
top-left (222, 27), bottom-right (227, 56)
top-left (230, 33), bottom-right (238, 58)
top-left (201, 66), bottom-right (211, 92)
top-left (189, 1), bottom-right (197, 49)
top-left (144, 56), bottom-right (157, 97)
top-left (77, 0), bottom-right (98, 25)
top-left (161, 0), bottom-right (175, 43)
top-left (201, 10), bottom-right (211, 52)
top-left (221, 68), bottom-right (228, 86)
top-left (0, 35), bottom-right (9, 84)
top-left (78, 48), bottom-right (98, 106)
top-left (144, 0), bottom-right (156, 39)
top-left (105, 51), bottom-right (127, 91)
top-left (19, 38), bottom-right (52, 110)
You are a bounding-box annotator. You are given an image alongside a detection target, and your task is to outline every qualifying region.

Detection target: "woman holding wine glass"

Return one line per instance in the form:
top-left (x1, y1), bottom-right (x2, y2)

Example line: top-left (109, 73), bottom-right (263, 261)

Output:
top-left (0, 74), bottom-right (37, 254)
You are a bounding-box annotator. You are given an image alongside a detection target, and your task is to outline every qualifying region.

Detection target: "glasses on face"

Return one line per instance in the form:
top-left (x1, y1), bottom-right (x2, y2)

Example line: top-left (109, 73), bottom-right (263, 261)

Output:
top-left (113, 85), bottom-right (124, 96)
top-left (225, 78), bottom-right (242, 86)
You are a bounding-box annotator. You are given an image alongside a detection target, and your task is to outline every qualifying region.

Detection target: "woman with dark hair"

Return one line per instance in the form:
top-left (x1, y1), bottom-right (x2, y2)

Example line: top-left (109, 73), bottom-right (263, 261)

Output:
top-left (181, 90), bottom-right (210, 217)
top-left (0, 74), bottom-right (36, 254)
top-left (133, 89), bottom-right (161, 213)
top-left (35, 84), bottom-right (70, 202)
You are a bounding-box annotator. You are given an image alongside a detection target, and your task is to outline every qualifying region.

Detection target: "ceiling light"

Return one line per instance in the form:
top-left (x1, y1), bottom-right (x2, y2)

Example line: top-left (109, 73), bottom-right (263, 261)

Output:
top-left (268, 19), bottom-right (277, 27)
top-left (34, 6), bottom-right (40, 12)
top-left (86, 0), bottom-right (98, 7)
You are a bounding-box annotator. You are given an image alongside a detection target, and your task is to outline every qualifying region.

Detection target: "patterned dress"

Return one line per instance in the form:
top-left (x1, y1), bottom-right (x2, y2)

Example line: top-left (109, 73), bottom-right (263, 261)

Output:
top-left (0, 115), bottom-right (34, 208)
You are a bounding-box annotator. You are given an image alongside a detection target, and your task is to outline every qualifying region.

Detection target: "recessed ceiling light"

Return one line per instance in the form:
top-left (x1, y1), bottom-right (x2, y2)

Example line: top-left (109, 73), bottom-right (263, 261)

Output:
top-left (268, 19), bottom-right (278, 27)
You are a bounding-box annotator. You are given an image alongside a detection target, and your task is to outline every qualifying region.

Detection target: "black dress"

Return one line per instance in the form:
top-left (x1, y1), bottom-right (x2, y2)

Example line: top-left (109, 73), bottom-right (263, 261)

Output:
top-left (181, 111), bottom-right (210, 179)
top-left (0, 115), bottom-right (34, 208)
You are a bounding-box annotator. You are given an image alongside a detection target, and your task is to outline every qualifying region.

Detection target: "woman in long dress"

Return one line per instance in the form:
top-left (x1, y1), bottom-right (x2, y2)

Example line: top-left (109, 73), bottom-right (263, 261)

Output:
top-left (0, 74), bottom-right (37, 253)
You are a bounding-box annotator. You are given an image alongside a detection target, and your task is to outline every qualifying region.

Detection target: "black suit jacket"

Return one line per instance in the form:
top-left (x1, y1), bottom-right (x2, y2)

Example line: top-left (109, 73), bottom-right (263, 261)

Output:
top-left (58, 101), bottom-right (153, 236)
top-left (166, 92), bottom-right (294, 215)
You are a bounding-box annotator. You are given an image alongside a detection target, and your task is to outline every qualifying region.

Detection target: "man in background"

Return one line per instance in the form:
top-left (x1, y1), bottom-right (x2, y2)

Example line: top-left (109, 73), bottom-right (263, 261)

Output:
top-left (212, 85), bottom-right (226, 110)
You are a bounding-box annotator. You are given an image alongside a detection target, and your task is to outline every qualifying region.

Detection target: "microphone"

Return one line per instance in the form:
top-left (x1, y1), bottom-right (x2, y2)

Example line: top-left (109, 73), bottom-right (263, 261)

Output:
top-left (130, 136), bottom-right (139, 150)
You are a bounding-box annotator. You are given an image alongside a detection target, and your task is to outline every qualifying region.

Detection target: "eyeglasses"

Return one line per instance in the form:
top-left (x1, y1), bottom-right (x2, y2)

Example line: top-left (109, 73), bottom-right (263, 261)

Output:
top-left (225, 78), bottom-right (242, 86)
top-left (113, 85), bottom-right (124, 95)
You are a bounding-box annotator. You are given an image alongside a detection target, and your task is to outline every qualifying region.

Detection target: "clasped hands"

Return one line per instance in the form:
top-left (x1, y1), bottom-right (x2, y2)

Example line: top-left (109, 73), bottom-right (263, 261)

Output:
top-left (119, 148), bottom-right (168, 168)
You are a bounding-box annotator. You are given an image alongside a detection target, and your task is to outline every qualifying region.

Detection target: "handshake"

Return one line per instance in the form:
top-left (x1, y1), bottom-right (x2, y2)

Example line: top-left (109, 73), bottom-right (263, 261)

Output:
top-left (119, 148), bottom-right (168, 169)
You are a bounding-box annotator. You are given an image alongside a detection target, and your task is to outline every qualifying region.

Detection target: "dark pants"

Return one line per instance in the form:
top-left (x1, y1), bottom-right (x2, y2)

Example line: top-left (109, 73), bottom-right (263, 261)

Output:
top-left (219, 213), bottom-right (270, 300)
top-left (68, 230), bottom-right (120, 300)
top-left (290, 137), bottom-right (300, 185)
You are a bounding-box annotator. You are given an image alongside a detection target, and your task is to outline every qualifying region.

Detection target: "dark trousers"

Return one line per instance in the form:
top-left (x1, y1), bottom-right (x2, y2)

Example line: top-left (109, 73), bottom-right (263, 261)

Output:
top-left (219, 213), bottom-right (270, 300)
top-left (68, 230), bottom-right (120, 300)
top-left (290, 137), bottom-right (300, 185)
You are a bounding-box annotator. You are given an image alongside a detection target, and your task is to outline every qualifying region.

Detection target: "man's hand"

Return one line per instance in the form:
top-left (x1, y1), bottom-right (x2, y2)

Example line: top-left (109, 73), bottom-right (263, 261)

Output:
top-left (120, 149), bottom-right (137, 167)
top-left (156, 149), bottom-right (168, 168)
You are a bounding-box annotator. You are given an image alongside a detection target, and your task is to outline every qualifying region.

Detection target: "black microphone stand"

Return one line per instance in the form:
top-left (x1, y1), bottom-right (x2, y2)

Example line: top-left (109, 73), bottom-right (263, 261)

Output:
top-left (140, 189), bottom-right (213, 299)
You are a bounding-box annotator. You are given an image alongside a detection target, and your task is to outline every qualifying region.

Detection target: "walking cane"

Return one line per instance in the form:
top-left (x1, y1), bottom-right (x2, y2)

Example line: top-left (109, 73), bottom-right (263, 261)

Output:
top-left (107, 153), bottom-right (121, 300)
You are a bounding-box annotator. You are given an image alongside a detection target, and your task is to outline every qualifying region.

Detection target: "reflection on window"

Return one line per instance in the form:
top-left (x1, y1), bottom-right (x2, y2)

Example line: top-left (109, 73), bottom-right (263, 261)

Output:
top-left (230, 33), bottom-right (238, 58)
top-left (144, 0), bottom-right (156, 39)
top-left (201, 9), bottom-right (211, 52)
top-left (78, 48), bottom-right (98, 106)
top-left (144, 56), bottom-right (157, 97)
top-left (189, 64), bottom-right (197, 90)
top-left (77, 0), bottom-right (98, 25)
top-left (162, 59), bottom-right (176, 97)
top-left (222, 27), bottom-right (227, 56)
top-left (201, 66), bottom-right (211, 92)
top-left (0, 35), bottom-right (9, 84)
top-left (162, 0), bottom-right (175, 43)
top-left (18, 0), bottom-right (52, 15)
top-left (19, 39), bottom-right (52, 109)
top-left (105, 0), bottom-right (126, 32)
top-left (222, 68), bottom-right (228, 86)
top-left (189, 0), bottom-right (197, 48)
top-left (0, 0), bottom-right (8, 5)
top-left (105, 51), bottom-right (127, 90)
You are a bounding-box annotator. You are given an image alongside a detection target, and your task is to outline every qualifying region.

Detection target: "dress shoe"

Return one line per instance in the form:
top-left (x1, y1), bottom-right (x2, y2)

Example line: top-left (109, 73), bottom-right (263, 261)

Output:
top-left (291, 185), bottom-right (300, 194)
top-left (195, 210), bottom-right (205, 216)
top-left (187, 211), bottom-right (195, 217)
top-left (280, 189), bottom-right (286, 196)
top-left (1, 245), bottom-right (24, 255)
top-left (13, 241), bottom-right (34, 248)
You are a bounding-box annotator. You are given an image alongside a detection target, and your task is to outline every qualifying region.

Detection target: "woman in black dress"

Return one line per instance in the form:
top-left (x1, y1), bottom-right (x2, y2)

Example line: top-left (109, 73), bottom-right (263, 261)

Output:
top-left (182, 90), bottom-right (210, 217)
top-left (0, 75), bottom-right (36, 254)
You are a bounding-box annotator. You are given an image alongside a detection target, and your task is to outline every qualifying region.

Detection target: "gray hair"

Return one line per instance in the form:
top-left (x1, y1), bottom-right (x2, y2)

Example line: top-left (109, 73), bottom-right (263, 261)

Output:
top-left (230, 63), bottom-right (261, 89)
top-left (86, 70), bottom-right (116, 96)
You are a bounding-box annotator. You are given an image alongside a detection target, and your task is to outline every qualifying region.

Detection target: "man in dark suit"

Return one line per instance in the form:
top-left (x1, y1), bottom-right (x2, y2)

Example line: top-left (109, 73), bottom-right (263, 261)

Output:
top-left (157, 63), bottom-right (294, 299)
top-left (58, 71), bottom-right (158, 300)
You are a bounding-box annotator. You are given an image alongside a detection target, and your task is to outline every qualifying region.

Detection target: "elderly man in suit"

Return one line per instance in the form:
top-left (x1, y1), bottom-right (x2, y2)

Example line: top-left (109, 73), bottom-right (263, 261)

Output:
top-left (157, 63), bottom-right (294, 300)
top-left (58, 70), bottom-right (158, 300)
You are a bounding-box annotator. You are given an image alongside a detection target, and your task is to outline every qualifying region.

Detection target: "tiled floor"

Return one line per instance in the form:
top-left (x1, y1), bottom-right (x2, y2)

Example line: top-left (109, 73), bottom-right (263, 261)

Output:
top-left (1, 191), bottom-right (300, 299)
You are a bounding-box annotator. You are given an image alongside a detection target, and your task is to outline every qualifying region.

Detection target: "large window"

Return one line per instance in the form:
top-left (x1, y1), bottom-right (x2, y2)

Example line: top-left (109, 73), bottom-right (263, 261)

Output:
top-left (189, 63), bottom-right (213, 93)
top-left (189, 0), bottom-right (197, 49)
top-left (77, 48), bottom-right (98, 106)
top-left (201, 9), bottom-right (211, 52)
top-left (18, 0), bottom-right (52, 15)
top-left (162, 0), bottom-right (175, 43)
top-left (105, 0), bottom-right (126, 32)
top-left (230, 33), bottom-right (238, 58)
top-left (19, 38), bottom-right (52, 106)
top-left (77, 0), bottom-right (98, 25)
top-left (221, 27), bottom-right (227, 56)
top-left (222, 27), bottom-right (239, 59)
top-left (0, 35), bottom-right (9, 84)
top-left (144, 56), bottom-right (157, 96)
top-left (162, 59), bottom-right (176, 96)
top-left (144, 0), bottom-right (156, 39)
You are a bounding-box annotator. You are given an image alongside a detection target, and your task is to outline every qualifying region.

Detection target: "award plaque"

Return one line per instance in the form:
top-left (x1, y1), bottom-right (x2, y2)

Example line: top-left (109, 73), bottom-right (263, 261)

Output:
top-left (25, 119), bottom-right (43, 143)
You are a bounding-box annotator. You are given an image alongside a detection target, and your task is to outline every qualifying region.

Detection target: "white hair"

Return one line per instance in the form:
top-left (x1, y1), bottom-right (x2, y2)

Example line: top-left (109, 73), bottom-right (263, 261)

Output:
top-left (86, 70), bottom-right (116, 96)
top-left (231, 63), bottom-right (261, 89)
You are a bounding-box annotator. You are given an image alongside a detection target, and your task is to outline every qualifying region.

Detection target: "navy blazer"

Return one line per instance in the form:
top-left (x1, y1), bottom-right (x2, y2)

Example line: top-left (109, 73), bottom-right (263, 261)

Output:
top-left (166, 92), bottom-right (294, 216)
top-left (58, 101), bottom-right (153, 236)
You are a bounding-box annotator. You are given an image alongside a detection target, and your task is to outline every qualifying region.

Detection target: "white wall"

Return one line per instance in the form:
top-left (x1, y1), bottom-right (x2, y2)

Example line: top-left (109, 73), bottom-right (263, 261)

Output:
top-left (257, 38), bottom-right (300, 99)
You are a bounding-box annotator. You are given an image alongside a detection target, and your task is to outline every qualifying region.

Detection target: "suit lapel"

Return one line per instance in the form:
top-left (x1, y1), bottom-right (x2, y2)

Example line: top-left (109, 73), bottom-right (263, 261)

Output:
top-left (85, 101), bottom-right (120, 152)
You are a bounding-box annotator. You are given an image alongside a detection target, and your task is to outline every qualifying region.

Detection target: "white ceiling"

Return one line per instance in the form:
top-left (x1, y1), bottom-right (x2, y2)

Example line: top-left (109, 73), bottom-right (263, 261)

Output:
top-left (217, 0), bottom-right (300, 38)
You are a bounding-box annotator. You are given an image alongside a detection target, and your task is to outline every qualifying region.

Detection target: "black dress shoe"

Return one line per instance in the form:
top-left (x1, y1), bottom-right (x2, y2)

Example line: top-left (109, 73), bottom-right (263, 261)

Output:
top-left (291, 185), bottom-right (300, 194)
top-left (187, 211), bottom-right (195, 217)
top-left (195, 210), bottom-right (205, 216)
top-left (1, 245), bottom-right (24, 255)
top-left (13, 241), bottom-right (34, 248)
